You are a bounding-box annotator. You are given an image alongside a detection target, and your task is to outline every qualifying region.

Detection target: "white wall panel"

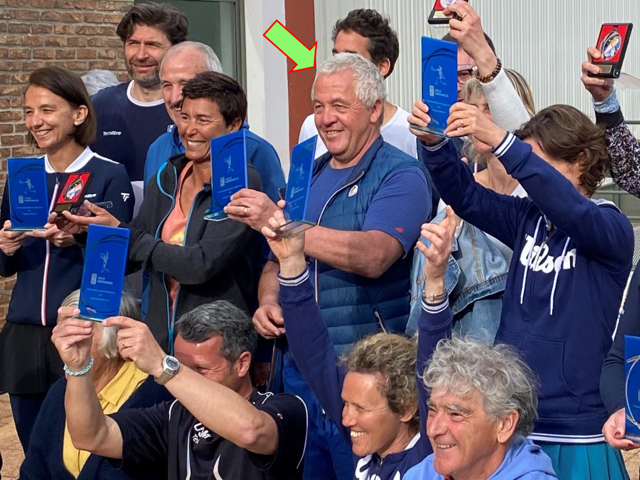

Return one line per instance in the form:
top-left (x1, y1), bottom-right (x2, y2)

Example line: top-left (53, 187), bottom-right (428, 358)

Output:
top-left (314, 0), bottom-right (640, 136)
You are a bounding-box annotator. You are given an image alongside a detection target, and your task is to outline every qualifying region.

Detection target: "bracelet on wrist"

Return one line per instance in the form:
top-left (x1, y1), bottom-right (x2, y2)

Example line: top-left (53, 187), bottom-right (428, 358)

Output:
top-left (64, 357), bottom-right (94, 377)
top-left (423, 291), bottom-right (447, 304)
top-left (477, 58), bottom-right (502, 84)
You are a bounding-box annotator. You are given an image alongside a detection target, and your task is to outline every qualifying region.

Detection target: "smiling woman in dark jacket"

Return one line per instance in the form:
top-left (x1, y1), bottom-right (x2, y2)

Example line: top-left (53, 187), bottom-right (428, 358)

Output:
top-left (60, 72), bottom-right (262, 352)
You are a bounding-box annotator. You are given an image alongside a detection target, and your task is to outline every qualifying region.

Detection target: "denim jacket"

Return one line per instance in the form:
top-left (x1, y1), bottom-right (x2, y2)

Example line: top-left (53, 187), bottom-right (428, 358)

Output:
top-left (406, 209), bottom-right (509, 342)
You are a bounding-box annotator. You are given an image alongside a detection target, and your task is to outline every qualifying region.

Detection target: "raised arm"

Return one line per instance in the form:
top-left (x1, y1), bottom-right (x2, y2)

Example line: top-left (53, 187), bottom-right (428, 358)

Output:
top-left (413, 207), bottom-right (457, 456)
top-left (581, 47), bottom-right (640, 197)
top-left (264, 210), bottom-right (351, 444)
top-left (444, 102), bottom-right (634, 266)
top-left (51, 308), bottom-right (124, 459)
top-left (445, 1), bottom-right (530, 131)
top-left (410, 105), bottom-right (526, 250)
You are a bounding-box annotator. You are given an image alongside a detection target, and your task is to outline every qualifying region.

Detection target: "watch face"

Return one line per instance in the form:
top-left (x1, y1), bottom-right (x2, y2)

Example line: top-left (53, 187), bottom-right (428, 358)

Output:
top-left (165, 356), bottom-right (180, 371)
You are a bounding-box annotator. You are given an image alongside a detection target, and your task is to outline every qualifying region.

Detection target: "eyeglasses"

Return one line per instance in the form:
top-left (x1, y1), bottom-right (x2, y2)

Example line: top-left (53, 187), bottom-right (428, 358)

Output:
top-left (457, 65), bottom-right (478, 85)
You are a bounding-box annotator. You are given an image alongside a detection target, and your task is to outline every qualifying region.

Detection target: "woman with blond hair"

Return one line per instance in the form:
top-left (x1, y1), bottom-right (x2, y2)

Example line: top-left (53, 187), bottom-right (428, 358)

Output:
top-left (408, 68), bottom-right (536, 342)
top-left (18, 292), bottom-right (171, 480)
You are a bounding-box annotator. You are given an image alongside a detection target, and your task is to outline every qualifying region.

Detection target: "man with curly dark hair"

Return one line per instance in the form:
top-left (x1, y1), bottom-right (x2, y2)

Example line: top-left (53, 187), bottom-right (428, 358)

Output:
top-left (299, 9), bottom-right (418, 161)
top-left (91, 2), bottom-right (189, 184)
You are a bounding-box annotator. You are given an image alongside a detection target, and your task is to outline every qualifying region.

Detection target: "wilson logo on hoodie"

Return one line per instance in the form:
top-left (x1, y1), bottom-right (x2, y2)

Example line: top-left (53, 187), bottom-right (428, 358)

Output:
top-left (519, 235), bottom-right (576, 274)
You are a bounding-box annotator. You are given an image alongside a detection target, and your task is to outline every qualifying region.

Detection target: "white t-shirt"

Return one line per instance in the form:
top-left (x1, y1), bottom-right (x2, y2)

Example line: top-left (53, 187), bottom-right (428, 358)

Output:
top-left (298, 105), bottom-right (418, 159)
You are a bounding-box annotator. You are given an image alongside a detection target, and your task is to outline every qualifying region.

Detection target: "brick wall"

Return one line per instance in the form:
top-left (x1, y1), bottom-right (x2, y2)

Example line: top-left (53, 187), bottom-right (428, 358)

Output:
top-left (0, 0), bottom-right (134, 327)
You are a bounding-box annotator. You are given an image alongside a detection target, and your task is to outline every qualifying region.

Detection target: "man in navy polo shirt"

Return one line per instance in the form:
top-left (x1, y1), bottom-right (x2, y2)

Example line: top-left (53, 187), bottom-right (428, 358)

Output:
top-left (52, 301), bottom-right (308, 480)
top-left (91, 3), bottom-right (188, 184)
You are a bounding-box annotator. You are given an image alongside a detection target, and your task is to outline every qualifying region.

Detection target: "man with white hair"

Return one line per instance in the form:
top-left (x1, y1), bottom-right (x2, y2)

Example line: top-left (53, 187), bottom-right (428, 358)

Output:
top-left (229, 52), bottom-right (432, 480)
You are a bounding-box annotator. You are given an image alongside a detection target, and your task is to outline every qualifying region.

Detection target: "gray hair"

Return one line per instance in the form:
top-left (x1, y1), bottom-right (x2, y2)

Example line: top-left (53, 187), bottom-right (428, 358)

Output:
top-left (175, 301), bottom-right (257, 362)
top-left (81, 69), bottom-right (119, 96)
top-left (160, 41), bottom-right (223, 76)
top-left (61, 290), bottom-right (141, 361)
top-left (423, 337), bottom-right (538, 437)
top-left (312, 52), bottom-right (386, 109)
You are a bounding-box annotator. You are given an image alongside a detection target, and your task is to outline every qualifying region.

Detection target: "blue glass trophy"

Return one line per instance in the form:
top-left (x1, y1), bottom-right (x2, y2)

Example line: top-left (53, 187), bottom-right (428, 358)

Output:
top-left (274, 136), bottom-right (317, 237)
top-left (205, 130), bottom-right (248, 221)
top-left (412, 36), bottom-right (458, 138)
top-left (7, 157), bottom-right (49, 230)
top-left (78, 225), bottom-right (130, 322)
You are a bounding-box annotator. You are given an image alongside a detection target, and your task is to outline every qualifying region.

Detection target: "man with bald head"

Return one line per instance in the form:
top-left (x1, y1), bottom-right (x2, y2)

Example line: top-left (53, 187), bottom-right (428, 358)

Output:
top-left (143, 41), bottom-right (285, 203)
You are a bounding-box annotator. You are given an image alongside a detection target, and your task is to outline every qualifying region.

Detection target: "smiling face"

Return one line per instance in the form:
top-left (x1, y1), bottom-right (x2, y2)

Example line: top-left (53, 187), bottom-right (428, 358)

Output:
top-left (161, 48), bottom-right (209, 124)
top-left (124, 24), bottom-right (172, 89)
top-left (341, 371), bottom-right (413, 458)
top-left (177, 97), bottom-right (241, 163)
top-left (427, 387), bottom-right (511, 480)
top-left (313, 70), bottom-right (382, 167)
top-left (24, 85), bottom-right (87, 153)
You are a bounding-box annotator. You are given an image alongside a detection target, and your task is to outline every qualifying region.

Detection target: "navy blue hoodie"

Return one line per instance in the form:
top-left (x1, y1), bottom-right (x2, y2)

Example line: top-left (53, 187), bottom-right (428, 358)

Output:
top-left (419, 133), bottom-right (633, 442)
top-left (0, 148), bottom-right (134, 327)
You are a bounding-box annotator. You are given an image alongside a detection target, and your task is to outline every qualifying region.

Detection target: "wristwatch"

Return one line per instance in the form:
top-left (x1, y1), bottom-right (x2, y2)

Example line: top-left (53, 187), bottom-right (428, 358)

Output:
top-left (155, 355), bottom-right (181, 385)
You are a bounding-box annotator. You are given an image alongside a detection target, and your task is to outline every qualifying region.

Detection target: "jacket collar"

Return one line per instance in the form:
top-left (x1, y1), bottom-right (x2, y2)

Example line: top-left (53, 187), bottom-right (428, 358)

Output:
top-left (313, 135), bottom-right (384, 185)
top-left (44, 146), bottom-right (95, 173)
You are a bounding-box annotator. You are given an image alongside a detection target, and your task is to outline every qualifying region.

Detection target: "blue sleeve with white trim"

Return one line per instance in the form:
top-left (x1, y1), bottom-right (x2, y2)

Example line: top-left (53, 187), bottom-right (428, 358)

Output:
top-left (279, 269), bottom-right (350, 444)
top-left (494, 133), bottom-right (633, 265)
top-left (416, 297), bottom-right (452, 455)
top-left (418, 138), bottom-right (528, 250)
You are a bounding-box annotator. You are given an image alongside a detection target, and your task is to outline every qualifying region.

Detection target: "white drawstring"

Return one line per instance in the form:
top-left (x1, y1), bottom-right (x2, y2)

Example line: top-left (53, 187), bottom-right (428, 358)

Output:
top-left (520, 216), bottom-right (543, 305)
top-left (549, 237), bottom-right (571, 316)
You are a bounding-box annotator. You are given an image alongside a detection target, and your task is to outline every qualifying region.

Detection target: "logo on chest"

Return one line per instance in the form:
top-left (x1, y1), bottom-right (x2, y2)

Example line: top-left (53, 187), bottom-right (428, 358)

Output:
top-left (348, 185), bottom-right (358, 197)
top-left (519, 234), bottom-right (576, 274)
top-left (192, 422), bottom-right (212, 444)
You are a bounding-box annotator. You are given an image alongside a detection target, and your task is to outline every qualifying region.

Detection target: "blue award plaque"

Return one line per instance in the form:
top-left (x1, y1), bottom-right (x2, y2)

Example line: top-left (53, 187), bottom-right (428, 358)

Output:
top-left (7, 157), bottom-right (49, 230)
top-left (205, 130), bottom-right (248, 221)
top-left (78, 225), bottom-right (130, 322)
top-left (275, 136), bottom-right (317, 237)
top-left (625, 335), bottom-right (640, 442)
top-left (416, 36), bottom-right (458, 138)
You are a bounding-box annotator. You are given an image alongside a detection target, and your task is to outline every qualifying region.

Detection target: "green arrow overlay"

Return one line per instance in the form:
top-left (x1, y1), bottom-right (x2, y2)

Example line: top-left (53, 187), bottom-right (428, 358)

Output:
top-left (263, 20), bottom-right (317, 72)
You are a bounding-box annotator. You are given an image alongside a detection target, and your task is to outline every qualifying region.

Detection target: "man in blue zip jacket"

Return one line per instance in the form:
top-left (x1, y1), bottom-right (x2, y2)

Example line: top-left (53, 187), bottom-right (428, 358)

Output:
top-left (229, 53), bottom-right (432, 480)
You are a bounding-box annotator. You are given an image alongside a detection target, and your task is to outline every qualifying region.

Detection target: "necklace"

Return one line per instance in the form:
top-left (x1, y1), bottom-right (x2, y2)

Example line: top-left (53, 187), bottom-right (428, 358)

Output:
top-left (488, 175), bottom-right (519, 196)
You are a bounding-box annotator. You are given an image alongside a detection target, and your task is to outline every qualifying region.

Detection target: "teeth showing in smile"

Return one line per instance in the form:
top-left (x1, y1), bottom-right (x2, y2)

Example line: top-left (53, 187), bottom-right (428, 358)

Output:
top-left (350, 431), bottom-right (366, 438)
top-left (186, 141), bottom-right (205, 147)
top-left (34, 130), bottom-right (51, 137)
top-left (324, 130), bottom-right (341, 136)
top-left (436, 444), bottom-right (455, 449)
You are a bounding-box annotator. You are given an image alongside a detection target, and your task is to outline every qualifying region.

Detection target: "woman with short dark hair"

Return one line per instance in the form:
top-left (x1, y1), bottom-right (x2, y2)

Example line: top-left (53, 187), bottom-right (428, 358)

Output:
top-left (59, 72), bottom-right (262, 353)
top-left (411, 102), bottom-right (633, 480)
top-left (0, 66), bottom-right (134, 451)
